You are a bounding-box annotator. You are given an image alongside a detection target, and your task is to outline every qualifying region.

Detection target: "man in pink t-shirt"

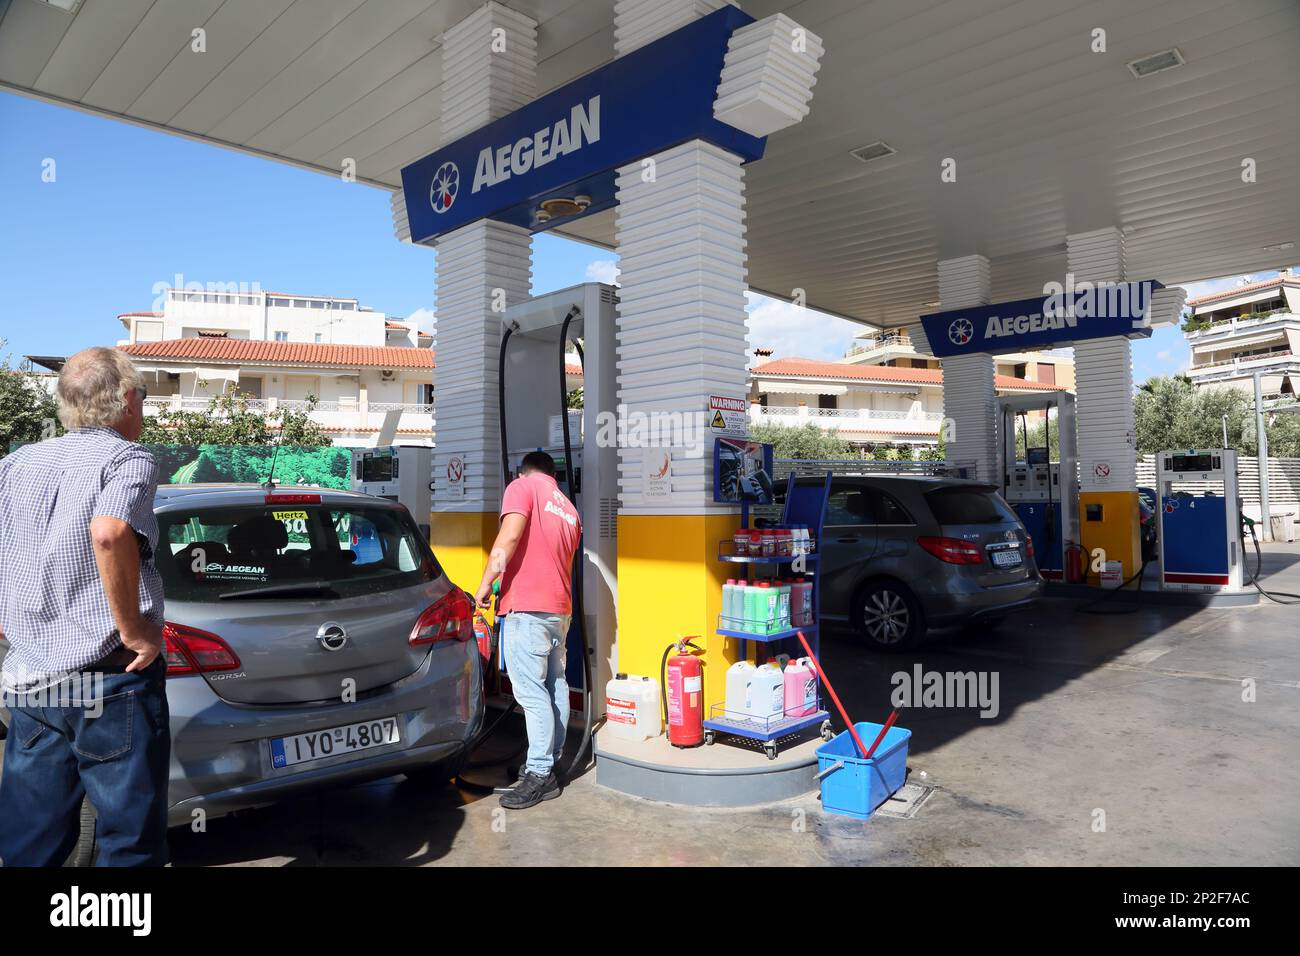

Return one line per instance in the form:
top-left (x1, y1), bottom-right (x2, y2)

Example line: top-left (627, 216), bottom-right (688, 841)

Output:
top-left (475, 451), bottom-right (581, 809)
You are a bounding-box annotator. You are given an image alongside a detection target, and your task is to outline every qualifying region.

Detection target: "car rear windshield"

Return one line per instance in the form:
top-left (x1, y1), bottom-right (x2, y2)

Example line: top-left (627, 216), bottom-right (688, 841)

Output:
top-left (925, 486), bottom-right (1018, 525)
top-left (157, 503), bottom-right (439, 602)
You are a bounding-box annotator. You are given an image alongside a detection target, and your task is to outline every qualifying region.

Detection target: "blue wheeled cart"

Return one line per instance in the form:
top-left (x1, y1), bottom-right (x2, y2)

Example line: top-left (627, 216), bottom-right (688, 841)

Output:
top-left (704, 471), bottom-right (833, 760)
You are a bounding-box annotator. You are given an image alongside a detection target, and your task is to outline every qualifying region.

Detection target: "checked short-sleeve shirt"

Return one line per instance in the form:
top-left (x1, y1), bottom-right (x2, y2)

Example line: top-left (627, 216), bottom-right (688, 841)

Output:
top-left (0, 427), bottom-right (163, 691)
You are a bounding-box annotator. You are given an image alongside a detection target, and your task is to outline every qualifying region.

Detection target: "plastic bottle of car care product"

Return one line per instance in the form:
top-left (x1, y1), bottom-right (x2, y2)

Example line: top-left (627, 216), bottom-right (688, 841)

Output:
top-left (783, 657), bottom-right (818, 718)
top-left (791, 577), bottom-right (812, 626)
top-left (751, 662), bottom-right (786, 719)
top-left (756, 582), bottom-right (777, 633)
top-left (725, 660), bottom-right (758, 717)
top-left (722, 579), bottom-right (737, 627)
top-left (605, 674), bottom-right (662, 740)
top-left (775, 580), bottom-right (792, 632)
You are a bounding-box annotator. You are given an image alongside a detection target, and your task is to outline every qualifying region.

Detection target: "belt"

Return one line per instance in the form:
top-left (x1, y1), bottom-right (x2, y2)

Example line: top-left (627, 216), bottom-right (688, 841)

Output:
top-left (83, 645), bottom-right (140, 673)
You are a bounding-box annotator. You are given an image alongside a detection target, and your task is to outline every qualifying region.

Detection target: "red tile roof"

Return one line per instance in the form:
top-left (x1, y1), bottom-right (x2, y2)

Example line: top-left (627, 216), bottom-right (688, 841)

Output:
top-left (752, 357), bottom-right (1063, 391)
top-left (1187, 275), bottom-right (1299, 307)
top-left (121, 337), bottom-right (434, 369)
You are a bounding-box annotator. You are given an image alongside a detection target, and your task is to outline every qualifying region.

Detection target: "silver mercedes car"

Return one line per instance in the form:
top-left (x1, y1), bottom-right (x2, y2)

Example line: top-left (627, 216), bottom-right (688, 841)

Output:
top-left (0, 484), bottom-right (483, 856)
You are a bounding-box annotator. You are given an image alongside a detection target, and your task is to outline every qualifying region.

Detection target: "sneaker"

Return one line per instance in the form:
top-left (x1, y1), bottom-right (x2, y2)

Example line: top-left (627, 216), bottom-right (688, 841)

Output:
top-left (498, 771), bottom-right (561, 810)
top-left (492, 767), bottom-right (528, 795)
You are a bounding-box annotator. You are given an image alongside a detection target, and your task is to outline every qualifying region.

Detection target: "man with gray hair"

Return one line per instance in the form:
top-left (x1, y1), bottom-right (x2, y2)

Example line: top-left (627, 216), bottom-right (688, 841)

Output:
top-left (0, 347), bottom-right (169, 866)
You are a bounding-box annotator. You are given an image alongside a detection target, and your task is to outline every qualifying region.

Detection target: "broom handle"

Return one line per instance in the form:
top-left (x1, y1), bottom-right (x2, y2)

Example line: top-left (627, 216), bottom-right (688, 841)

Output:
top-left (795, 630), bottom-right (869, 758)
top-left (862, 709), bottom-right (899, 760)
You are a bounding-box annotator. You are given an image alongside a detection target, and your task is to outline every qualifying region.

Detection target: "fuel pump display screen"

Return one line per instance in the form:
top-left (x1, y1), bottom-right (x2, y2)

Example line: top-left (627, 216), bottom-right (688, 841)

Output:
top-left (359, 452), bottom-right (396, 483)
top-left (1167, 453), bottom-right (1217, 473)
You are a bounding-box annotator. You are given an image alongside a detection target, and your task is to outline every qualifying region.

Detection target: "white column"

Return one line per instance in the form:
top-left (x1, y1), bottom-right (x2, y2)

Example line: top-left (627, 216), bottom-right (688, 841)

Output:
top-left (429, 2), bottom-right (537, 513)
top-left (614, 0), bottom-right (731, 56)
top-left (1068, 227), bottom-right (1136, 491)
top-left (937, 255), bottom-right (998, 483)
top-left (614, 140), bottom-right (749, 514)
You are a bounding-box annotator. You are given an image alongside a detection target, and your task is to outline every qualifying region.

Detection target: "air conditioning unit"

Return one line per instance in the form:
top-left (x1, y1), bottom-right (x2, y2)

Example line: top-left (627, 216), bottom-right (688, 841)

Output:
top-left (380, 369), bottom-right (395, 380)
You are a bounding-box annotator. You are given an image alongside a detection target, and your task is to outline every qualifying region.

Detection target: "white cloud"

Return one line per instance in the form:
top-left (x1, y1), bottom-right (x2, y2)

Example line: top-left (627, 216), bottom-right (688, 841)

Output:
top-left (405, 307), bottom-right (436, 335)
top-left (745, 292), bottom-right (862, 362)
top-left (585, 259), bottom-right (619, 285)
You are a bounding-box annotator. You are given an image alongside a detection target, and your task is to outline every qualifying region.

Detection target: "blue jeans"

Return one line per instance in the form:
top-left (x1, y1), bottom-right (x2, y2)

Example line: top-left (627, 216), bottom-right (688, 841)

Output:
top-left (0, 658), bottom-right (170, 867)
top-left (502, 612), bottom-right (571, 777)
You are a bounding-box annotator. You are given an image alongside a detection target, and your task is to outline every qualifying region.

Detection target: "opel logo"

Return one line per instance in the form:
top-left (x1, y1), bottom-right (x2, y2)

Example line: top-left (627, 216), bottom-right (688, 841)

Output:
top-left (316, 622), bottom-right (348, 652)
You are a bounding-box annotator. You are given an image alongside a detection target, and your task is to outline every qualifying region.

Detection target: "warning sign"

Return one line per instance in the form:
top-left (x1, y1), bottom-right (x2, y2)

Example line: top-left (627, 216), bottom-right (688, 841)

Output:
top-left (707, 394), bottom-right (749, 438)
top-left (446, 455), bottom-right (466, 495)
top-left (1094, 462), bottom-right (1110, 479)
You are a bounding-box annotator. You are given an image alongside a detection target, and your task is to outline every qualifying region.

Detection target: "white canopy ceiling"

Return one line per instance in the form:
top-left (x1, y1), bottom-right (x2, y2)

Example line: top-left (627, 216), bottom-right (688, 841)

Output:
top-left (3, 0), bottom-right (1297, 329)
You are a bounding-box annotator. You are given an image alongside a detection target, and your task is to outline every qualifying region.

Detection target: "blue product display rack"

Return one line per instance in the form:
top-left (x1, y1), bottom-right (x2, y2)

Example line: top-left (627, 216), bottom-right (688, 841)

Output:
top-left (704, 471), bottom-right (833, 759)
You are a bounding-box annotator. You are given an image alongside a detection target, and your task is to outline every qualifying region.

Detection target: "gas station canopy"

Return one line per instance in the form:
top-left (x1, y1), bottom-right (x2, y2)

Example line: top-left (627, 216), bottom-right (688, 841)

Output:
top-left (2, 0), bottom-right (1298, 326)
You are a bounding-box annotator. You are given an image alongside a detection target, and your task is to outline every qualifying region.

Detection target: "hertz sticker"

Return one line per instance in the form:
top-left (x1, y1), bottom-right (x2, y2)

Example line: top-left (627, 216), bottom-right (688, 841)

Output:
top-left (272, 510), bottom-right (308, 522)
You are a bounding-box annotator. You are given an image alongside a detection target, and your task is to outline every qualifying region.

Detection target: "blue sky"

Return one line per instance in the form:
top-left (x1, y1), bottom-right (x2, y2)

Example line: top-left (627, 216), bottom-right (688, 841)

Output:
top-left (0, 92), bottom-right (1277, 382)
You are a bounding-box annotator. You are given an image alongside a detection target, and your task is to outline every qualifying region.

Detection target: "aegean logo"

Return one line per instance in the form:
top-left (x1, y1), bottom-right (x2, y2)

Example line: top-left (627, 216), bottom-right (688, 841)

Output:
top-left (49, 886), bottom-right (151, 937)
top-left (471, 95), bottom-right (601, 194)
top-left (947, 317), bottom-right (974, 345)
top-left (431, 160), bottom-right (459, 213)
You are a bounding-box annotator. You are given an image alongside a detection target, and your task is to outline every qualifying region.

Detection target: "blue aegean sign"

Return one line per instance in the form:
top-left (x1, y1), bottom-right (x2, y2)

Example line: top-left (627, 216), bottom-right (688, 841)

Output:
top-left (399, 5), bottom-right (766, 244)
top-left (918, 280), bottom-right (1163, 357)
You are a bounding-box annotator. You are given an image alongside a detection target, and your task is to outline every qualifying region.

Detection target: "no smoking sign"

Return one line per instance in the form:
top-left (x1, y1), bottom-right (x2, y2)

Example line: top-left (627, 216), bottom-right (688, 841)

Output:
top-left (446, 455), bottom-right (466, 495)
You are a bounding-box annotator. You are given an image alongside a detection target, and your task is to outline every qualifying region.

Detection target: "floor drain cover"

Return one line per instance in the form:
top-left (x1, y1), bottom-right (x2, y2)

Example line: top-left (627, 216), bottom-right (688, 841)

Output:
top-left (875, 783), bottom-right (935, 819)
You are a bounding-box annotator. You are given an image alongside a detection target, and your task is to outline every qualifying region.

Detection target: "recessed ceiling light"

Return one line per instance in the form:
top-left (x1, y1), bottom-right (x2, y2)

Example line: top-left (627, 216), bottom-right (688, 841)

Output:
top-left (1127, 48), bottom-right (1185, 78)
top-left (1262, 241), bottom-right (1295, 252)
top-left (850, 141), bottom-right (896, 164)
top-left (32, 0), bottom-right (83, 12)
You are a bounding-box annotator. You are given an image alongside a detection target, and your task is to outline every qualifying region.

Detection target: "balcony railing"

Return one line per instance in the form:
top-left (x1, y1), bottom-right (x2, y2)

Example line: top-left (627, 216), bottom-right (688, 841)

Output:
top-left (1188, 350), bottom-right (1294, 374)
top-left (1186, 311), bottom-right (1298, 339)
top-left (142, 395), bottom-right (434, 434)
top-left (752, 405), bottom-right (944, 431)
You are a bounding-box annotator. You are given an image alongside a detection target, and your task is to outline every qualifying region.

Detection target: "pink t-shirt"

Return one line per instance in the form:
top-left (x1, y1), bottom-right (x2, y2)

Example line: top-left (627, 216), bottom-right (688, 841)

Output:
top-left (498, 472), bottom-right (581, 615)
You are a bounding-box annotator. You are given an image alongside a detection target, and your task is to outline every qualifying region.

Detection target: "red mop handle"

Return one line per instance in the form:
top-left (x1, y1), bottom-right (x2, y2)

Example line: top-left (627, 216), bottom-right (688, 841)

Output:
top-left (862, 709), bottom-right (899, 760)
top-left (795, 630), bottom-right (870, 758)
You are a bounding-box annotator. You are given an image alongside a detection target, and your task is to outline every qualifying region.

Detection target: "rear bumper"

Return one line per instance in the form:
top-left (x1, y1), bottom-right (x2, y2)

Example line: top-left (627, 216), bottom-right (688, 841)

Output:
top-left (164, 640), bottom-right (483, 828)
top-left (919, 576), bottom-right (1044, 626)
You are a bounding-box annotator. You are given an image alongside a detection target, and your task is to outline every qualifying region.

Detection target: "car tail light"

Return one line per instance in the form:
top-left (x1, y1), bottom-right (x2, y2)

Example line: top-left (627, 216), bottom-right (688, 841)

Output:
top-left (163, 622), bottom-right (242, 677)
top-left (410, 590), bottom-right (474, 646)
top-left (917, 536), bottom-right (984, 565)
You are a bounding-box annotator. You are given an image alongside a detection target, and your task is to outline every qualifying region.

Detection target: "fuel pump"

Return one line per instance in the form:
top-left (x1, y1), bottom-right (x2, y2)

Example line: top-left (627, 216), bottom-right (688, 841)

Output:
top-left (351, 445), bottom-right (432, 539)
top-left (1155, 449), bottom-right (1247, 593)
top-left (998, 393), bottom-right (1080, 580)
top-left (494, 282), bottom-right (620, 751)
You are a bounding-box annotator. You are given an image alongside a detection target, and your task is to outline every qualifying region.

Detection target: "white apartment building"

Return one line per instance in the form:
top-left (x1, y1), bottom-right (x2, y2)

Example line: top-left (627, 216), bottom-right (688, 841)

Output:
top-left (1183, 272), bottom-right (1300, 399)
top-left (117, 287), bottom-right (434, 447)
top-left (749, 329), bottom-right (1073, 450)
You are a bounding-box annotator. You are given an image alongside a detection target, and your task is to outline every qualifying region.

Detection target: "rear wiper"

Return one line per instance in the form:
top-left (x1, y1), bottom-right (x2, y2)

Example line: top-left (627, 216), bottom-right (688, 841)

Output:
top-left (219, 581), bottom-right (341, 600)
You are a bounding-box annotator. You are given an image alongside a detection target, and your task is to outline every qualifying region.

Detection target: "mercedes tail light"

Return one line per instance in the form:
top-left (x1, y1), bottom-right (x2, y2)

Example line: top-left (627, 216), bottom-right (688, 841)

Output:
top-left (917, 536), bottom-right (984, 565)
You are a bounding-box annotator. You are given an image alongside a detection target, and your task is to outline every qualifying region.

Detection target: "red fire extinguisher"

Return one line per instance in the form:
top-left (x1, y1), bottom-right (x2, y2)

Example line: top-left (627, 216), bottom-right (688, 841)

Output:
top-left (1064, 542), bottom-right (1084, 583)
top-left (661, 638), bottom-right (704, 748)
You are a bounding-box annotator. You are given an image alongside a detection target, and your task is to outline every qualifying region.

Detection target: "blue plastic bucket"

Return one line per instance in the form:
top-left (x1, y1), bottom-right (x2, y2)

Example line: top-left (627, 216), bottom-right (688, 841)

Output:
top-left (815, 721), bottom-right (911, 820)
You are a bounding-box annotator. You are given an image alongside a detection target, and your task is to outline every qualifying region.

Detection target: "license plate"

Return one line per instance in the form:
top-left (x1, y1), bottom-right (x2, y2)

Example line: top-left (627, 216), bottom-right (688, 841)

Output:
top-left (991, 548), bottom-right (1023, 569)
top-left (270, 717), bottom-right (400, 769)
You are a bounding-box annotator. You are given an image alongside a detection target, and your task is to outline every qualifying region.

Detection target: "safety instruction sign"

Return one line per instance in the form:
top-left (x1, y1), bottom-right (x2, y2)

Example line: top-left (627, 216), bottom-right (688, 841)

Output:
top-left (446, 455), bottom-right (466, 495)
top-left (641, 449), bottom-right (672, 500)
top-left (707, 394), bottom-right (749, 438)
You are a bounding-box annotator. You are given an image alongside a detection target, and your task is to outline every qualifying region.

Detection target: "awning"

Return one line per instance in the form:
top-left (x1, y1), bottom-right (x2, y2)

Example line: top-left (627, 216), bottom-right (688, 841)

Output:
top-left (756, 380), bottom-right (848, 396)
top-left (193, 366), bottom-right (239, 382)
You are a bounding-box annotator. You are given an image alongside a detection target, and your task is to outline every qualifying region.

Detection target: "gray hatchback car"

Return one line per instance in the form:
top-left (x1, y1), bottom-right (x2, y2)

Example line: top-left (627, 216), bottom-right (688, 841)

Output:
top-left (810, 476), bottom-right (1043, 650)
top-left (0, 484), bottom-right (483, 851)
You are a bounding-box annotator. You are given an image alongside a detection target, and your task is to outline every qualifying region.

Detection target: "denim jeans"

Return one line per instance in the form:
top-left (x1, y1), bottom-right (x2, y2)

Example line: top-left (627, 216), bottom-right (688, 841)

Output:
top-left (502, 612), bottom-right (571, 777)
top-left (0, 657), bottom-right (170, 867)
